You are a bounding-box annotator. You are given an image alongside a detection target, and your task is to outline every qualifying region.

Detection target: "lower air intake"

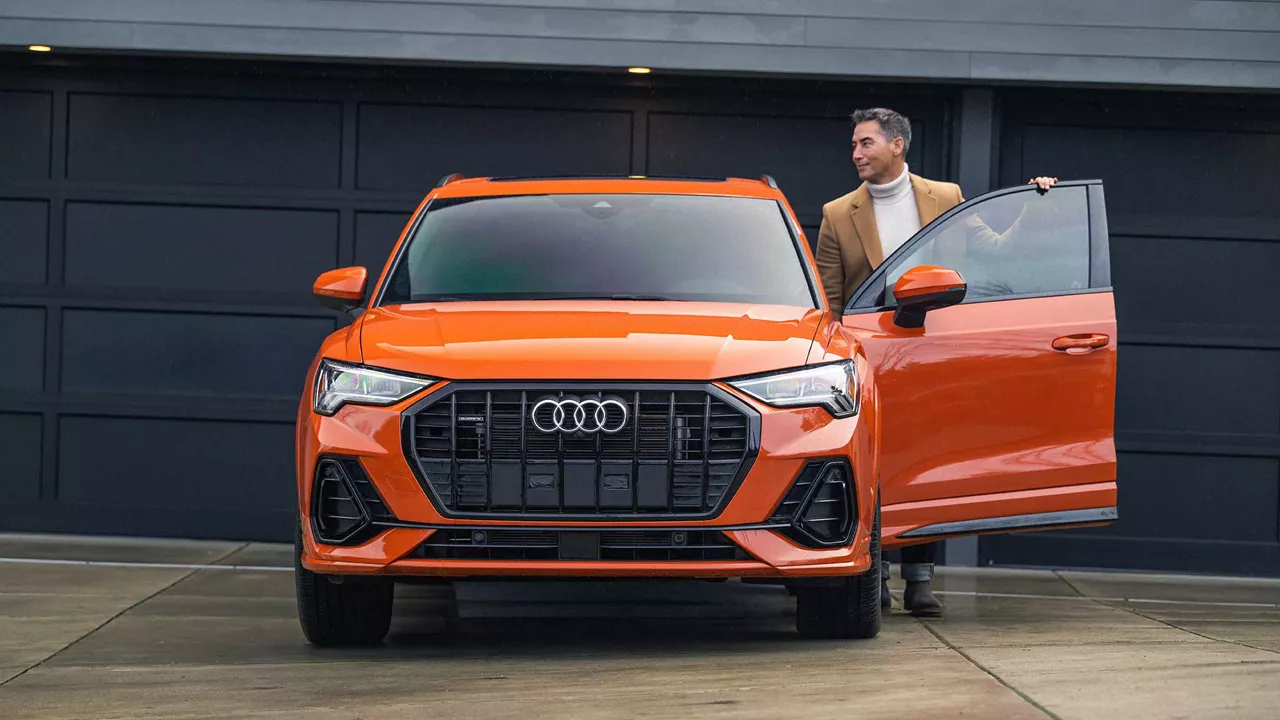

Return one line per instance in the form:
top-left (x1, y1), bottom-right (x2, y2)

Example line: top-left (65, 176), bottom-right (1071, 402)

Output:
top-left (311, 458), bottom-right (393, 545)
top-left (413, 529), bottom-right (750, 562)
top-left (771, 460), bottom-right (856, 548)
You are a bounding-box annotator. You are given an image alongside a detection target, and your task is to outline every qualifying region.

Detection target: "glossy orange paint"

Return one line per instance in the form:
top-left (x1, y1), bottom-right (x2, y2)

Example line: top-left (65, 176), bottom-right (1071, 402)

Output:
top-left (297, 349), bottom-right (881, 577)
top-left (836, 292), bottom-right (1117, 547)
top-left (360, 302), bottom-right (827, 381)
top-left (1052, 333), bottom-right (1111, 354)
top-left (880, 482), bottom-right (1117, 545)
top-left (312, 266), bottom-right (367, 304)
top-left (305, 520), bottom-right (875, 579)
top-left (431, 176), bottom-right (780, 202)
top-left (297, 175), bottom-right (1117, 581)
top-left (892, 265), bottom-right (966, 301)
top-left (308, 554), bottom-right (864, 579)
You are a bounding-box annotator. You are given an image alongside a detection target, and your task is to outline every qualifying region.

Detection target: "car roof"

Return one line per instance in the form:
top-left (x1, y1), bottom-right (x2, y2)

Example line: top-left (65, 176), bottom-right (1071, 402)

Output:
top-left (429, 174), bottom-right (782, 200)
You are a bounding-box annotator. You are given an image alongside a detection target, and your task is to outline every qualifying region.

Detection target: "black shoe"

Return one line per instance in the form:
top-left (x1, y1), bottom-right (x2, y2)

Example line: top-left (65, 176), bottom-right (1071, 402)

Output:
top-left (881, 578), bottom-right (892, 609)
top-left (904, 581), bottom-right (942, 617)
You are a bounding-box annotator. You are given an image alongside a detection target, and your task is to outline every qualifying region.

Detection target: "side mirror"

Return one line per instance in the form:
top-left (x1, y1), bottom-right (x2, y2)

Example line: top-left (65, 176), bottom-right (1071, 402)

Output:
top-left (892, 265), bottom-right (966, 329)
top-left (313, 267), bottom-right (368, 312)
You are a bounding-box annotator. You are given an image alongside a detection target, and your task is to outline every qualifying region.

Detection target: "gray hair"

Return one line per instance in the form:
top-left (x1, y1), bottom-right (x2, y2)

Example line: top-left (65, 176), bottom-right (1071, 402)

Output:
top-left (851, 107), bottom-right (912, 152)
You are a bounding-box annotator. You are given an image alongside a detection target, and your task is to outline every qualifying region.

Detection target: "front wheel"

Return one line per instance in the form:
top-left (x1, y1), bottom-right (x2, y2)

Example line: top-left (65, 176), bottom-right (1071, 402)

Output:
top-left (295, 522), bottom-right (394, 647)
top-left (794, 501), bottom-right (881, 639)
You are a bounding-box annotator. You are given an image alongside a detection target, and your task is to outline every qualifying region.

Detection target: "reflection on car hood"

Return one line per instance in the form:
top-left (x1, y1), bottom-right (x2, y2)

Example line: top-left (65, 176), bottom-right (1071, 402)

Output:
top-left (359, 301), bottom-right (826, 380)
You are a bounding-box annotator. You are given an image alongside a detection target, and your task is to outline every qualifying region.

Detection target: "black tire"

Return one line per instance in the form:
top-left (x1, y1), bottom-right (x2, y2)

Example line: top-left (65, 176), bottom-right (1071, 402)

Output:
top-left (295, 522), bottom-right (394, 647)
top-left (795, 501), bottom-right (881, 640)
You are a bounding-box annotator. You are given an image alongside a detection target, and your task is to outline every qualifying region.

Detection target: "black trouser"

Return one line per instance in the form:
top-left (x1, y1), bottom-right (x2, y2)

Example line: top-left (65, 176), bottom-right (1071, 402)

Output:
top-left (882, 540), bottom-right (938, 583)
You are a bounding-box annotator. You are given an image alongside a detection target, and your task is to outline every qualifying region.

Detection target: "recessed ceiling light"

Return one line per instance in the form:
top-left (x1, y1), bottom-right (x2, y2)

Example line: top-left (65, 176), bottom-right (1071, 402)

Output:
top-left (628, 67), bottom-right (651, 74)
top-left (28, 45), bottom-right (52, 52)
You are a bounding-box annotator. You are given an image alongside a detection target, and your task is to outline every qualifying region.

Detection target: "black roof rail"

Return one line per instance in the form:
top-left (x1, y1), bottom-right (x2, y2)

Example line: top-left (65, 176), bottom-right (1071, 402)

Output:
top-left (436, 173), bottom-right (465, 188)
top-left (760, 174), bottom-right (778, 189)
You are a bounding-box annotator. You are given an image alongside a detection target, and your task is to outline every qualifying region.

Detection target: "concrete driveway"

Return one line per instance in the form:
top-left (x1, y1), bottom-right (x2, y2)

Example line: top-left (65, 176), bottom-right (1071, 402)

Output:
top-left (0, 533), bottom-right (1276, 719)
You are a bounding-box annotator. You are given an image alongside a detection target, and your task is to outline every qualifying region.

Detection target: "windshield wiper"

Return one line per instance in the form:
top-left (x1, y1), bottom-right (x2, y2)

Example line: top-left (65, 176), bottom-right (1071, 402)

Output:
top-left (410, 294), bottom-right (683, 302)
top-left (601, 294), bottom-right (679, 301)
top-left (521, 294), bottom-right (681, 301)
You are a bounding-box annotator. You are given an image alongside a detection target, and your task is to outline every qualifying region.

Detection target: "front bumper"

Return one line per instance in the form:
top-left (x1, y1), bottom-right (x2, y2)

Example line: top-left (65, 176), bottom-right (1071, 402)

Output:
top-left (297, 380), bottom-right (878, 579)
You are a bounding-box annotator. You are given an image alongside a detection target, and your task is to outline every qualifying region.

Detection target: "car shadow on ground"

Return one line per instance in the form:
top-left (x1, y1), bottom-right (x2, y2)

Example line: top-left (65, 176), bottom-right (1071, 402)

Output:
top-left (345, 579), bottom-right (914, 660)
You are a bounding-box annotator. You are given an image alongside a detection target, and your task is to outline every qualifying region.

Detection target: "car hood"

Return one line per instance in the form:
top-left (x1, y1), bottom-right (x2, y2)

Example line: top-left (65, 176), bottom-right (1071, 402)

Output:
top-left (359, 301), bottom-right (826, 380)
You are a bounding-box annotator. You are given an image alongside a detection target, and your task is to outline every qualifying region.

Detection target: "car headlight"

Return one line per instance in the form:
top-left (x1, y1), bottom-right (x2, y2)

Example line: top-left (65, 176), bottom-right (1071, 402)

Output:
top-left (727, 360), bottom-right (859, 417)
top-left (313, 359), bottom-right (435, 416)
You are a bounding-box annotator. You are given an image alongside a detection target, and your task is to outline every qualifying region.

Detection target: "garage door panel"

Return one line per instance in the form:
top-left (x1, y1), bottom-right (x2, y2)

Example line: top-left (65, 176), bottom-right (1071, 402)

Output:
top-left (67, 94), bottom-right (342, 189)
top-left (0, 199), bottom-right (48, 285)
top-left (1112, 235), bottom-right (1280, 340)
top-left (60, 310), bottom-right (334, 399)
top-left (993, 98), bottom-right (1280, 575)
top-left (647, 112), bottom-right (862, 225)
top-left (1058, 453), bottom-right (1279, 543)
top-left (0, 413), bottom-right (42, 501)
top-left (1117, 345), bottom-right (1280, 437)
top-left (1019, 125), bottom-right (1279, 226)
top-left (357, 105), bottom-right (632, 191)
top-left (64, 202), bottom-right (339, 295)
top-left (0, 307), bottom-right (45, 392)
top-left (355, 211), bottom-right (413, 276)
top-left (0, 90), bottom-right (51, 181)
top-left (57, 416), bottom-right (294, 511)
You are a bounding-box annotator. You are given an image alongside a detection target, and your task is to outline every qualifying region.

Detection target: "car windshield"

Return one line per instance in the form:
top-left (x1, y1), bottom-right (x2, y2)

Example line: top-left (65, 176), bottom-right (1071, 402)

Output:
top-left (378, 193), bottom-right (816, 307)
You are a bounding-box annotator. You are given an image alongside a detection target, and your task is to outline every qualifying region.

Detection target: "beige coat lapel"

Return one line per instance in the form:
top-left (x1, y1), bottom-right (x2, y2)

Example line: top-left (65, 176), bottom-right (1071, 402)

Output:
top-left (911, 174), bottom-right (943, 227)
top-left (847, 185), bottom-right (883, 269)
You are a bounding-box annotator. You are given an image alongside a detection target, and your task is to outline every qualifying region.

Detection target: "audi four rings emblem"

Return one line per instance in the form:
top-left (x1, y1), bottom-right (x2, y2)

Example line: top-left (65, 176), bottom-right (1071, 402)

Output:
top-left (531, 396), bottom-right (629, 434)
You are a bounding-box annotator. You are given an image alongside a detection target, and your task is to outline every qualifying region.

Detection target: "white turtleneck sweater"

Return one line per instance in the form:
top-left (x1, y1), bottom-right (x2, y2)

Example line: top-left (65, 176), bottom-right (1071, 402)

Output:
top-left (865, 165), bottom-right (920, 258)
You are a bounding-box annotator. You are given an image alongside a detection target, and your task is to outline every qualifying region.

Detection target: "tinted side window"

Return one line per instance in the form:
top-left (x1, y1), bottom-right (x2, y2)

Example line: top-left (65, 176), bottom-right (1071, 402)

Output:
top-left (884, 186), bottom-right (1090, 304)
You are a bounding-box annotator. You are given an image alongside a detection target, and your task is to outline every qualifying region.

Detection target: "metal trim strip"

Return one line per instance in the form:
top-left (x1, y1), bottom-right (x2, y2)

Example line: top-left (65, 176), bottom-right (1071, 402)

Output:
top-left (898, 506), bottom-right (1118, 539)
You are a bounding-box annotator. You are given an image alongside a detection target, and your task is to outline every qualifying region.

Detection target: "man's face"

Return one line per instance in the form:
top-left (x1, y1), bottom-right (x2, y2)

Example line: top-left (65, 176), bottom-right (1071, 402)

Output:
top-left (852, 120), bottom-right (904, 184)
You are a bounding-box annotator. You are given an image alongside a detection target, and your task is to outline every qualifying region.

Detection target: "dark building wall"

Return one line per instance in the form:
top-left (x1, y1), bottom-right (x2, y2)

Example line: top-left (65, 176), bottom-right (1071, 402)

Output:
top-left (0, 57), bottom-right (950, 541)
top-left (2, 0), bottom-right (1279, 90)
top-left (1, 52), bottom-right (1277, 576)
top-left (983, 90), bottom-right (1280, 576)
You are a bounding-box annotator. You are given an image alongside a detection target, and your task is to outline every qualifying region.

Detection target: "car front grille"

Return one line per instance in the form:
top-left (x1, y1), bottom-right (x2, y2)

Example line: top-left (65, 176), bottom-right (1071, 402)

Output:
top-left (413, 528), bottom-right (751, 561)
top-left (406, 384), bottom-right (757, 519)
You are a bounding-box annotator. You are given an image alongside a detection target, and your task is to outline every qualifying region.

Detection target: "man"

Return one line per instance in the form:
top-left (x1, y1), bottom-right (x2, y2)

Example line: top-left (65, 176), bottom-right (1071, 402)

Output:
top-left (815, 107), bottom-right (1056, 616)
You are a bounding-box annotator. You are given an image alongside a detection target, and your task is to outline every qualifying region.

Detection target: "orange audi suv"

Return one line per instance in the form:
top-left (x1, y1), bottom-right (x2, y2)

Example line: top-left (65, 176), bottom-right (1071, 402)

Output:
top-left (296, 174), bottom-right (1118, 644)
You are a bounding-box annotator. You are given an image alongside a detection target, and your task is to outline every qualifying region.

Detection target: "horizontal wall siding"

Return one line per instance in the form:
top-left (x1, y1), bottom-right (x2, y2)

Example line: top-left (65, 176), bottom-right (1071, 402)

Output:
top-left (1, 0), bottom-right (1279, 89)
top-left (0, 57), bottom-right (949, 541)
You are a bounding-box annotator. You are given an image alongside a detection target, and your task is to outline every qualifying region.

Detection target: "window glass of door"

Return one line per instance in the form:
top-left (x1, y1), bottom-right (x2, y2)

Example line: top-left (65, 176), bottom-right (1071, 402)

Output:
top-left (884, 186), bottom-right (1091, 304)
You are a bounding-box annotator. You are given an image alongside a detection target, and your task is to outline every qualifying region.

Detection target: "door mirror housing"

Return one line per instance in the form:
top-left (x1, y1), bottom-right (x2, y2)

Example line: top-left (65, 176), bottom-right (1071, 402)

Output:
top-left (892, 265), bottom-right (966, 329)
top-left (313, 267), bottom-right (369, 312)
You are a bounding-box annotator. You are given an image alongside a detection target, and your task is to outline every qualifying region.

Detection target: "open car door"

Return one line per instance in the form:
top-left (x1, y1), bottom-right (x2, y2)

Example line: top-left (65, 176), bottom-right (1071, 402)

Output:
top-left (840, 180), bottom-right (1117, 548)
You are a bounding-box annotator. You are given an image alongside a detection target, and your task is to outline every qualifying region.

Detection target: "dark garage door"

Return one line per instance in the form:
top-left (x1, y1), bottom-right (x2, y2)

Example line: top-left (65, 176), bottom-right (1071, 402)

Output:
top-left (983, 91), bottom-right (1280, 576)
top-left (0, 56), bottom-right (947, 542)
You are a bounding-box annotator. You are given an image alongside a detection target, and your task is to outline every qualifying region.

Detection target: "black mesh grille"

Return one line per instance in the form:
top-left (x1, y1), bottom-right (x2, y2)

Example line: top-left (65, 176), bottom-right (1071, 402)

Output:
top-left (769, 463), bottom-right (821, 523)
top-left (345, 460), bottom-right (394, 522)
top-left (408, 386), bottom-right (755, 519)
top-left (771, 460), bottom-right (856, 548)
top-left (312, 458), bottom-right (394, 545)
top-left (414, 529), bottom-right (750, 562)
top-left (800, 470), bottom-right (850, 542)
top-left (313, 460), bottom-right (368, 544)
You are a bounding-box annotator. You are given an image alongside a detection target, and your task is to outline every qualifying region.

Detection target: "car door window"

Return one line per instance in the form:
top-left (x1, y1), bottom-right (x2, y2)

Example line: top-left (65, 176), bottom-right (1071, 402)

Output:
top-left (881, 185), bottom-right (1091, 305)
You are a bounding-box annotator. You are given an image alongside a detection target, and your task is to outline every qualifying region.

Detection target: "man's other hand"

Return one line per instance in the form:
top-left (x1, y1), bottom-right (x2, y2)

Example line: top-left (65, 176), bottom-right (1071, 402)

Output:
top-left (1028, 176), bottom-right (1059, 192)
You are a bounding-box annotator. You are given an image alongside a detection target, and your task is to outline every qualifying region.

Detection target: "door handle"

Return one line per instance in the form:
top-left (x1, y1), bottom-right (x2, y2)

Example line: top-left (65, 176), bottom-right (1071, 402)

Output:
top-left (1052, 333), bottom-right (1110, 354)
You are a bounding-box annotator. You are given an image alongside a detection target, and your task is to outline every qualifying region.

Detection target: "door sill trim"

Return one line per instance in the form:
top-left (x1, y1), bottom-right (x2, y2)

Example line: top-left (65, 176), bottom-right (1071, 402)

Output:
top-left (899, 506), bottom-right (1118, 539)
